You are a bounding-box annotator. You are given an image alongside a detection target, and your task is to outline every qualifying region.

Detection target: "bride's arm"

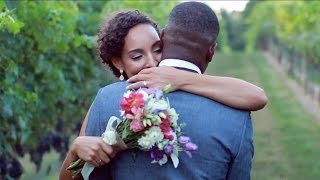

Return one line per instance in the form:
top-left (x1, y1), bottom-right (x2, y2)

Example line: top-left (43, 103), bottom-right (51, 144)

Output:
top-left (127, 66), bottom-right (267, 111)
top-left (59, 109), bottom-right (89, 180)
top-left (59, 106), bottom-right (115, 180)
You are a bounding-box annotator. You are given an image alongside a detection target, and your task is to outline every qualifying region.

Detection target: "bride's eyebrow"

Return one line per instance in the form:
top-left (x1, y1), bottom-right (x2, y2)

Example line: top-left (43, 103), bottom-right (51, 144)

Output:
top-left (128, 49), bottom-right (143, 54)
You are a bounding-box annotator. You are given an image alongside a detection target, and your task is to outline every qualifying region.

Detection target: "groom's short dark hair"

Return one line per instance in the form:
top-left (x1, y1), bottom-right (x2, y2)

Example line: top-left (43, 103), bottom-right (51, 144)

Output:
top-left (167, 1), bottom-right (219, 43)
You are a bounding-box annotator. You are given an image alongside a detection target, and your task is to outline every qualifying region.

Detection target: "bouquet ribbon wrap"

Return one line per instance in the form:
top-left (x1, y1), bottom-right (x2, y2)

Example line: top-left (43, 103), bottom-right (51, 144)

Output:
top-left (81, 116), bottom-right (127, 180)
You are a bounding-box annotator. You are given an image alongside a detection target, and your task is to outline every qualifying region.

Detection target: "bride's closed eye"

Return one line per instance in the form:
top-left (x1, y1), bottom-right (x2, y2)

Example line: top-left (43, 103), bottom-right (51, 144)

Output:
top-left (128, 50), bottom-right (143, 61)
top-left (131, 54), bottom-right (142, 60)
top-left (153, 48), bottom-right (162, 54)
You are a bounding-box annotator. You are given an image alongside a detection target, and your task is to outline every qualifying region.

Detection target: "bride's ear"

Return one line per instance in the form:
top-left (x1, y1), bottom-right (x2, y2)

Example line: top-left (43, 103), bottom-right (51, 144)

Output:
top-left (111, 58), bottom-right (124, 71)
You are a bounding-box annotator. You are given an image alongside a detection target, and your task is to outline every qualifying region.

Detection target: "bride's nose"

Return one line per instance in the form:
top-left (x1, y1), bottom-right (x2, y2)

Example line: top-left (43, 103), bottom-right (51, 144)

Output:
top-left (145, 53), bottom-right (158, 68)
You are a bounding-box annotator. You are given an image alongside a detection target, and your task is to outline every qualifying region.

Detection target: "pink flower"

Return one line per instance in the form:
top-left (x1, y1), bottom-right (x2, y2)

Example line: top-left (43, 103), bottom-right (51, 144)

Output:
top-left (132, 107), bottom-right (144, 120)
top-left (120, 92), bottom-right (145, 114)
top-left (130, 119), bottom-right (145, 132)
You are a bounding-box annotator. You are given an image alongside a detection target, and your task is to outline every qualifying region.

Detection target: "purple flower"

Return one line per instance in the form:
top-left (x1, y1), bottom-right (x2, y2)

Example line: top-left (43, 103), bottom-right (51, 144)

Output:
top-left (164, 144), bottom-right (174, 155)
top-left (152, 109), bottom-right (161, 115)
top-left (150, 146), bottom-right (164, 161)
top-left (182, 140), bottom-right (198, 158)
top-left (138, 87), bottom-right (149, 92)
top-left (145, 88), bottom-right (163, 99)
top-left (185, 142), bottom-right (198, 151)
top-left (178, 136), bottom-right (190, 144)
top-left (154, 88), bottom-right (163, 99)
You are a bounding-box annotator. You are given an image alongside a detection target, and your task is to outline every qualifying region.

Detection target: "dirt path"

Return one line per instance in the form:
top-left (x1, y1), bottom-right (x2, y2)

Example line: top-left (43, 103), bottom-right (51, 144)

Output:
top-left (263, 51), bottom-right (320, 122)
top-left (252, 107), bottom-right (291, 180)
top-left (206, 52), bottom-right (320, 179)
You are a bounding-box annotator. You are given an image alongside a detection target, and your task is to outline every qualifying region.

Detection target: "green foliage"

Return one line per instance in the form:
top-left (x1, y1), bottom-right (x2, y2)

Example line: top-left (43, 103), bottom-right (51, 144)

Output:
top-left (0, 0), bottom-right (178, 178)
top-left (244, 1), bottom-right (320, 63)
top-left (220, 10), bottom-right (246, 51)
top-left (216, 14), bottom-right (231, 53)
top-left (244, 1), bottom-right (277, 52)
top-left (101, 0), bottom-right (178, 29)
top-left (0, 0), bottom-right (113, 178)
top-left (0, 2), bottom-right (24, 34)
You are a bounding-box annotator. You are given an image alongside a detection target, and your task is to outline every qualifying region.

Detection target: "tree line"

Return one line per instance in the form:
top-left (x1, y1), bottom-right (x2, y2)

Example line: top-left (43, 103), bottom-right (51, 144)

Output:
top-left (221, 1), bottom-right (320, 88)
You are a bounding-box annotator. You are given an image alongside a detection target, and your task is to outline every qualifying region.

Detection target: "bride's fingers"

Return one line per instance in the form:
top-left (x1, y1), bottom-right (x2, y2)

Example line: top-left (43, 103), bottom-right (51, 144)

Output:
top-left (127, 74), bottom-right (143, 83)
top-left (98, 151), bottom-right (110, 164)
top-left (85, 151), bottom-right (102, 167)
top-left (100, 143), bottom-right (115, 158)
top-left (87, 159), bottom-right (99, 167)
top-left (128, 68), bottom-right (160, 82)
top-left (138, 67), bottom-right (156, 75)
top-left (126, 81), bottom-right (148, 90)
top-left (91, 150), bottom-right (108, 167)
top-left (128, 73), bottom-right (151, 83)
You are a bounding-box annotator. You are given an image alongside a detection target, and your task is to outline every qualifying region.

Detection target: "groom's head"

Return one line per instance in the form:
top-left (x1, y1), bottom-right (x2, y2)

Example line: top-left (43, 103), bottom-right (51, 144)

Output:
top-left (161, 1), bottom-right (219, 73)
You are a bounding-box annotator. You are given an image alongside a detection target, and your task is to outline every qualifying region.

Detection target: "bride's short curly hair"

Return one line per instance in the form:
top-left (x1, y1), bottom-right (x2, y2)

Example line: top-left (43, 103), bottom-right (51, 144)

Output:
top-left (98, 10), bottom-right (159, 78)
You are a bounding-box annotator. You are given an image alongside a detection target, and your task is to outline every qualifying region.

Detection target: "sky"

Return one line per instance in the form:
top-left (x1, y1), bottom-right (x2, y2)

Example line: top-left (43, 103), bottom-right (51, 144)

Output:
top-left (189, 0), bottom-right (249, 12)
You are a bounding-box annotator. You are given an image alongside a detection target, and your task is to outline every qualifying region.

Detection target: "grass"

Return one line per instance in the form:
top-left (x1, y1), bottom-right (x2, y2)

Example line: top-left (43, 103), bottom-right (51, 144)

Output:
top-left (249, 52), bottom-right (320, 179)
top-left (207, 52), bottom-right (320, 180)
top-left (20, 51), bottom-right (320, 179)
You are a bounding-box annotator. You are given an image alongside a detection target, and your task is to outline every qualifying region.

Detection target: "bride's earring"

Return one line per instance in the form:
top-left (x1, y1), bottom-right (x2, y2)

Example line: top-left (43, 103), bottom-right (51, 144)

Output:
top-left (119, 69), bottom-right (124, 81)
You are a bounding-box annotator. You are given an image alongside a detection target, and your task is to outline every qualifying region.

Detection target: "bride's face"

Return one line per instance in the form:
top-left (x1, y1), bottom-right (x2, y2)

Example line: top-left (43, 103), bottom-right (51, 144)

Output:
top-left (120, 24), bottom-right (161, 78)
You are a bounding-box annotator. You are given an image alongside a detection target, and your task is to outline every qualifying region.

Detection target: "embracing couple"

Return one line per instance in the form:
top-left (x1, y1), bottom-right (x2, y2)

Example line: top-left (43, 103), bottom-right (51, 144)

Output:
top-left (60, 2), bottom-right (267, 180)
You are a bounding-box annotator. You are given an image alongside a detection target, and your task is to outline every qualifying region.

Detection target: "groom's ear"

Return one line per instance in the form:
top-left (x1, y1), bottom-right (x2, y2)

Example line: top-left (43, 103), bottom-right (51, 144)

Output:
top-left (206, 42), bottom-right (217, 62)
top-left (111, 58), bottom-right (124, 71)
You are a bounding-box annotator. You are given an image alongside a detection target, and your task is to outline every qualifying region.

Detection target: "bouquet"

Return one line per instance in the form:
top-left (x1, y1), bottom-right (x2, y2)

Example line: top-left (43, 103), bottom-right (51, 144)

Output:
top-left (67, 86), bottom-right (198, 179)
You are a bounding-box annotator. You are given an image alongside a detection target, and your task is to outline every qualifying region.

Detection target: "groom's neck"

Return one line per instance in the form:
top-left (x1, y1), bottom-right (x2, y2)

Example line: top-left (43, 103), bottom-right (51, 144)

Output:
top-left (161, 45), bottom-right (206, 72)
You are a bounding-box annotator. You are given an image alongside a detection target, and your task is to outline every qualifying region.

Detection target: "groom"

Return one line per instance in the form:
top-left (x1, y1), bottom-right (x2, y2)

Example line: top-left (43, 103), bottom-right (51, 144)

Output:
top-left (86, 1), bottom-right (253, 179)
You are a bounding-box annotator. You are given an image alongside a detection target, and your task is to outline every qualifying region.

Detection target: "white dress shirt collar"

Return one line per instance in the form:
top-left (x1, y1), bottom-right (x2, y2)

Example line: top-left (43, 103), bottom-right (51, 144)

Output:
top-left (159, 59), bottom-right (202, 74)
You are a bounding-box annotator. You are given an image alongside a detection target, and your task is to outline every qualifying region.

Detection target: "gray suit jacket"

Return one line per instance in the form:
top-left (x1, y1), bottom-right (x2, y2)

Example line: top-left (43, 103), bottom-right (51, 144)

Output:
top-left (86, 82), bottom-right (253, 180)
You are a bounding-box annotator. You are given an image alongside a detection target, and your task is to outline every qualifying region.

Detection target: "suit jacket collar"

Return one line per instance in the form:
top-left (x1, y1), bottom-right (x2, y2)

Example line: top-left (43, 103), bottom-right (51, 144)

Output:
top-left (159, 59), bottom-right (201, 74)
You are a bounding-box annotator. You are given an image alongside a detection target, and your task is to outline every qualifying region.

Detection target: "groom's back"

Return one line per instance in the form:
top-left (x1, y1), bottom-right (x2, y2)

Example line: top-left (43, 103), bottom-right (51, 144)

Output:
top-left (86, 82), bottom-right (253, 180)
top-left (165, 91), bottom-right (253, 179)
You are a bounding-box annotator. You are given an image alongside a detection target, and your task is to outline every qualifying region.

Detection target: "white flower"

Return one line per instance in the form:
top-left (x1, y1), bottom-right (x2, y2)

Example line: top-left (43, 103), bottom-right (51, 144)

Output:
top-left (168, 108), bottom-right (179, 122)
top-left (120, 110), bottom-right (125, 117)
top-left (137, 89), bottom-right (148, 101)
top-left (158, 155), bottom-right (168, 166)
top-left (123, 90), bottom-right (133, 98)
top-left (145, 126), bottom-right (164, 143)
top-left (151, 154), bottom-right (168, 166)
top-left (138, 127), bottom-right (164, 150)
top-left (158, 112), bottom-right (167, 119)
top-left (138, 136), bottom-right (154, 150)
top-left (147, 99), bottom-right (168, 112)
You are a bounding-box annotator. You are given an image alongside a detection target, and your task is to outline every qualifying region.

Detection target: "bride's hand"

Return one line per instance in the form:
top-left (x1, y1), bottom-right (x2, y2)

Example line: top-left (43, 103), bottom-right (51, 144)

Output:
top-left (126, 66), bottom-right (182, 91)
top-left (71, 136), bottom-right (117, 167)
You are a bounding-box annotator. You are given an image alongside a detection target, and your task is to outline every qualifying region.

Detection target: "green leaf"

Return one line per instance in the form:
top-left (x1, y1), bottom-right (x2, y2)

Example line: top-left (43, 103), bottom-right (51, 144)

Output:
top-left (2, 94), bottom-right (13, 118)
